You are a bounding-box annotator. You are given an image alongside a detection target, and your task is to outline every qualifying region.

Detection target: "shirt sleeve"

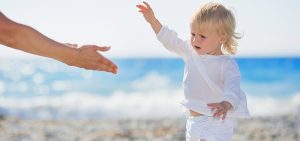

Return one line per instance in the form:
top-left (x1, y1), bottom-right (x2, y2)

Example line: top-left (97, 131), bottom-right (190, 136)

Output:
top-left (156, 25), bottom-right (189, 59)
top-left (222, 58), bottom-right (242, 110)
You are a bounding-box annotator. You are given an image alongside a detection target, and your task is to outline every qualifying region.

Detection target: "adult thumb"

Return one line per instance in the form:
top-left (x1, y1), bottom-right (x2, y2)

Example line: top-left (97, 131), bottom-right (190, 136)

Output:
top-left (94, 46), bottom-right (111, 52)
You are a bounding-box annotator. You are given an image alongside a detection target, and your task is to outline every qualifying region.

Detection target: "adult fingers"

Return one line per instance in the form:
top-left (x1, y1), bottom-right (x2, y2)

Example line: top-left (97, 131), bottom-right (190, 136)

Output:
top-left (96, 63), bottom-right (118, 74)
top-left (94, 46), bottom-right (111, 52)
top-left (97, 56), bottom-right (118, 74)
top-left (100, 57), bottom-right (118, 69)
top-left (94, 49), bottom-right (117, 69)
top-left (95, 63), bottom-right (113, 73)
top-left (79, 45), bottom-right (110, 52)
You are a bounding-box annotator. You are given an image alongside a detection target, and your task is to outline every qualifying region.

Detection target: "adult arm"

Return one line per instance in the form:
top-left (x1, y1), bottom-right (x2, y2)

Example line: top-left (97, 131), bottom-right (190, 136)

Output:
top-left (0, 12), bottom-right (118, 74)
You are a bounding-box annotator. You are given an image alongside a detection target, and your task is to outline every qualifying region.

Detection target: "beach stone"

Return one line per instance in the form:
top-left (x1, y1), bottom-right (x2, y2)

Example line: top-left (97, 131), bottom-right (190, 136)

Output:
top-left (0, 115), bottom-right (299, 141)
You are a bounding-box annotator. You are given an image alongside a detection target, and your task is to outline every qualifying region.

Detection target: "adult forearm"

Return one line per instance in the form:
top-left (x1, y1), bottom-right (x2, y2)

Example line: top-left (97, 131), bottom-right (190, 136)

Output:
top-left (9, 23), bottom-right (77, 64)
top-left (0, 12), bottom-right (118, 73)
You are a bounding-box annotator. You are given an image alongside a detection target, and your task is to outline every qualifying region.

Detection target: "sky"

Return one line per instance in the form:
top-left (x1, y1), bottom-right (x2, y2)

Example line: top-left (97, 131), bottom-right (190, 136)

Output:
top-left (0, 0), bottom-right (299, 59)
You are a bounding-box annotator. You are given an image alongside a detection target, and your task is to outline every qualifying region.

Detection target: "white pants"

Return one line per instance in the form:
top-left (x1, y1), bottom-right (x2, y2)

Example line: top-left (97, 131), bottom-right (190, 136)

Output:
top-left (186, 116), bottom-right (234, 141)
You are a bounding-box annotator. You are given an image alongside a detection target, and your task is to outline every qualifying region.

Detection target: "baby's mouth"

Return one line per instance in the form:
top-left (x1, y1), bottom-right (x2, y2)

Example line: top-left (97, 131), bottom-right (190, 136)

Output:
top-left (194, 46), bottom-right (201, 50)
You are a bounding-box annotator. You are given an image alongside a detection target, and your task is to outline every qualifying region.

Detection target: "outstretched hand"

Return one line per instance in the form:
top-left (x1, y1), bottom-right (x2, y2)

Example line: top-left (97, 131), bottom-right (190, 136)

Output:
top-left (136, 1), bottom-right (162, 34)
top-left (207, 101), bottom-right (232, 120)
top-left (65, 44), bottom-right (118, 74)
top-left (136, 1), bottom-right (156, 23)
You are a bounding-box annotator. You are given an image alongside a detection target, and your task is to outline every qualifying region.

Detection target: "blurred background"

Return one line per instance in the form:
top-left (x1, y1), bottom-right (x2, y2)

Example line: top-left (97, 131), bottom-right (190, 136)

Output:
top-left (0, 0), bottom-right (299, 141)
top-left (1, 0), bottom-right (299, 119)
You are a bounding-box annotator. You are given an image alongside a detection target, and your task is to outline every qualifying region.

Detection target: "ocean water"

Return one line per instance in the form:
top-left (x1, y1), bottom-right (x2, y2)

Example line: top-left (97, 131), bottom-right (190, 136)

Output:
top-left (0, 58), bottom-right (299, 119)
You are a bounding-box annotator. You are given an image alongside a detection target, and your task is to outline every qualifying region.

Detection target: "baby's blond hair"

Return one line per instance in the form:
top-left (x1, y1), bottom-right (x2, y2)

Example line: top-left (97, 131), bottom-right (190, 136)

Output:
top-left (190, 2), bottom-right (240, 54)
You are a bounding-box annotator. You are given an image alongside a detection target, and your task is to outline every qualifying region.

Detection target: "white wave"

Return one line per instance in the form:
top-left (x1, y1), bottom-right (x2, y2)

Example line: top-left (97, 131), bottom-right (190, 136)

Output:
top-left (0, 73), bottom-right (185, 119)
top-left (0, 90), bottom-right (185, 119)
top-left (247, 93), bottom-right (300, 117)
top-left (0, 71), bottom-right (299, 119)
top-left (1, 91), bottom-right (300, 119)
top-left (0, 89), bottom-right (300, 118)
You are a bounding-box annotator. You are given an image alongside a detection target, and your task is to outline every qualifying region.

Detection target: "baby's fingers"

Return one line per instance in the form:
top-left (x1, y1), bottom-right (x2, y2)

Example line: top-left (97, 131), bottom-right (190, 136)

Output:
top-left (143, 1), bottom-right (152, 9)
top-left (136, 5), bottom-right (147, 10)
top-left (213, 109), bottom-right (225, 118)
top-left (207, 103), bottom-right (223, 110)
top-left (137, 5), bottom-right (148, 13)
top-left (221, 112), bottom-right (227, 120)
top-left (212, 109), bottom-right (220, 117)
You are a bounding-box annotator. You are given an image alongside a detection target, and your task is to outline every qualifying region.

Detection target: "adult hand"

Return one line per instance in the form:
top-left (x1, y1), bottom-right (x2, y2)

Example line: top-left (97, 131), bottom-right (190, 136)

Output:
top-left (65, 44), bottom-right (118, 74)
top-left (0, 12), bottom-right (118, 74)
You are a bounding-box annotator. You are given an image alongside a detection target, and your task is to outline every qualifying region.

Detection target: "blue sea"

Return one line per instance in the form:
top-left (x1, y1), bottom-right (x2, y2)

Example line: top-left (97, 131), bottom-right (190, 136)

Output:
top-left (0, 58), bottom-right (299, 119)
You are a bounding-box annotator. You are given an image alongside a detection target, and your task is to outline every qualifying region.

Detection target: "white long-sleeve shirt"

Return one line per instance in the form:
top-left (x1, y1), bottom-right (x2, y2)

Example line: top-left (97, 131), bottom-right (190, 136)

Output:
top-left (157, 26), bottom-right (250, 118)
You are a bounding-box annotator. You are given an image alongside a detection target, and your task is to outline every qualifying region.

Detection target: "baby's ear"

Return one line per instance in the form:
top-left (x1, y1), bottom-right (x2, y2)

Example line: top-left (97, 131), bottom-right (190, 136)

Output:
top-left (219, 33), bottom-right (227, 44)
top-left (217, 29), bottom-right (227, 42)
top-left (219, 38), bottom-right (225, 44)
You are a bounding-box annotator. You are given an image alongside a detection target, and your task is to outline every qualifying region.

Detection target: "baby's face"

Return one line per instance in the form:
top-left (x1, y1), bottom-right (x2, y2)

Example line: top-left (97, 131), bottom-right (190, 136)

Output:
top-left (190, 26), bottom-right (223, 55)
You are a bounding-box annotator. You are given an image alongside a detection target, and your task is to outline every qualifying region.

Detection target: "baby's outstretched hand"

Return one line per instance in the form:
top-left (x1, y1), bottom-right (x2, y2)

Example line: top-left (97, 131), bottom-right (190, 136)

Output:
top-left (136, 1), bottom-right (156, 23)
top-left (207, 101), bottom-right (232, 120)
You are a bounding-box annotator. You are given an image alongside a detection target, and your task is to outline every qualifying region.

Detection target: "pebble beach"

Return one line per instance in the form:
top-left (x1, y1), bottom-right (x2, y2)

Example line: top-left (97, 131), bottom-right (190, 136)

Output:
top-left (0, 114), bottom-right (299, 141)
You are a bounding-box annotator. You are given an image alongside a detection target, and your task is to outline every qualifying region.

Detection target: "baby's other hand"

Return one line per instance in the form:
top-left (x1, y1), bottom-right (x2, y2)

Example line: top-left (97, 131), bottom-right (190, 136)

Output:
top-left (136, 1), bottom-right (156, 23)
top-left (207, 101), bottom-right (232, 120)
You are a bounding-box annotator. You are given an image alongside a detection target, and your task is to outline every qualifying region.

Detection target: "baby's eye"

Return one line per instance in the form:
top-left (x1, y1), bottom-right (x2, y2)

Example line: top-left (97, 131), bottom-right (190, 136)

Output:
top-left (191, 33), bottom-right (195, 37)
top-left (200, 35), bottom-right (206, 39)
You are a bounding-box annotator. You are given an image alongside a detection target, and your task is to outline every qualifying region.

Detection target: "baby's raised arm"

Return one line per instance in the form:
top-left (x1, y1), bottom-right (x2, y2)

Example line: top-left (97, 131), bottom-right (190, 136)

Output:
top-left (136, 1), bottom-right (162, 34)
top-left (137, 1), bottom-right (189, 59)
